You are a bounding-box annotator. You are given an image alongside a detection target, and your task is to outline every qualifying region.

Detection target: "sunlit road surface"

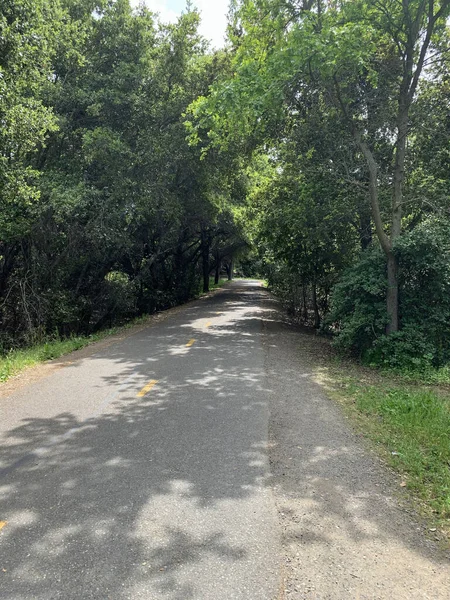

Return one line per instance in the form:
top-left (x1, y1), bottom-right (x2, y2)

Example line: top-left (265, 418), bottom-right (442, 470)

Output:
top-left (0, 281), bottom-right (281, 600)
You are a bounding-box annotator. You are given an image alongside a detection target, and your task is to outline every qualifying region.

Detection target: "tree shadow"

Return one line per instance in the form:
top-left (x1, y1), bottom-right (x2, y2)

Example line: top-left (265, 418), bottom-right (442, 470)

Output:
top-left (3, 280), bottom-right (445, 599)
top-left (0, 282), bottom-right (280, 599)
top-left (262, 313), bottom-right (450, 597)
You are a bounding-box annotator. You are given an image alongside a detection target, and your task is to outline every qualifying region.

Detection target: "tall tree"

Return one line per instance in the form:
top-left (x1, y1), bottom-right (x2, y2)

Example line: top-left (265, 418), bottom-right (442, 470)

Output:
top-left (190, 0), bottom-right (450, 333)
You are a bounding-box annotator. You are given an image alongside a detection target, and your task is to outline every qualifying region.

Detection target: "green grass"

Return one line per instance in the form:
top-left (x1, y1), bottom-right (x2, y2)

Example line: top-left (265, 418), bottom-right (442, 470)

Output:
top-left (208, 277), bottom-right (228, 291)
top-left (0, 280), bottom-right (230, 384)
top-left (333, 376), bottom-right (450, 532)
top-left (0, 314), bottom-right (153, 383)
top-left (0, 336), bottom-right (99, 382)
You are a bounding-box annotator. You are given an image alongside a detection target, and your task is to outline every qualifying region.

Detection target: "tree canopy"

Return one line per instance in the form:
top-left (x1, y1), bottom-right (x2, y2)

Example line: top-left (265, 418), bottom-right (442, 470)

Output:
top-left (188, 0), bottom-right (450, 368)
top-left (1, 0), bottom-right (450, 370)
top-left (0, 0), bottom-right (246, 349)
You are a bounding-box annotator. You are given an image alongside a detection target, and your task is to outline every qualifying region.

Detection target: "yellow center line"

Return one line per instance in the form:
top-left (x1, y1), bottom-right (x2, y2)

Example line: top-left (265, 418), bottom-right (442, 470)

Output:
top-left (186, 339), bottom-right (196, 347)
top-left (0, 521), bottom-right (7, 531)
top-left (137, 380), bottom-right (158, 398)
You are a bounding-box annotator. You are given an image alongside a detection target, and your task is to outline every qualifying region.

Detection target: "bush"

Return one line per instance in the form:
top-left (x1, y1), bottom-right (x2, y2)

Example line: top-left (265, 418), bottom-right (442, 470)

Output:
top-left (328, 218), bottom-right (450, 368)
top-left (366, 327), bottom-right (436, 370)
top-left (326, 248), bottom-right (388, 355)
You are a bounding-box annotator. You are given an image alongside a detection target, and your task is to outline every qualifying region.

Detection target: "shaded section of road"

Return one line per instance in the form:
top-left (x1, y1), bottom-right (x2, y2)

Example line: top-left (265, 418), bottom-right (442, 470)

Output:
top-left (0, 281), bottom-right (281, 600)
top-left (262, 298), bottom-right (450, 599)
top-left (2, 281), bottom-right (448, 600)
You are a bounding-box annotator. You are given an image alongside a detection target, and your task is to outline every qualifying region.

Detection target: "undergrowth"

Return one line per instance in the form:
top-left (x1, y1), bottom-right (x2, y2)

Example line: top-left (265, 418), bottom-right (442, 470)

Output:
top-left (378, 364), bottom-right (450, 386)
top-left (0, 315), bottom-right (151, 383)
top-left (0, 335), bottom-right (104, 382)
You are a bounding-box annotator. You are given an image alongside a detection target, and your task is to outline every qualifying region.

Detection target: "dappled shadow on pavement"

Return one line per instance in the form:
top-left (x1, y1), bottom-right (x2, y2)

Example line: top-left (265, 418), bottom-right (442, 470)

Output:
top-left (0, 281), bottom-right (279, 600)
top-left (262, 316), bottom-right (450, 599)
top-left (2, 281), bottom-right (448, 600)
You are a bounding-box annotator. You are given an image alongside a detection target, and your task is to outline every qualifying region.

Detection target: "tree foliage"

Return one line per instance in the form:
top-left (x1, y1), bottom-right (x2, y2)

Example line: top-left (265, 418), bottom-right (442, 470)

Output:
top-left (1, 0), bottom-right (450, 372)
top-left (0, 0), bottom-right (246, 350)
top-left (188, 0), bottom-right (450, 368)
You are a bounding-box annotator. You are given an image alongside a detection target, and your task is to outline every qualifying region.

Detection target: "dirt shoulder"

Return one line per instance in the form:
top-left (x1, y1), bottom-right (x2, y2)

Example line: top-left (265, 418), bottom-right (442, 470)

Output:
top-left (262, 297), bottom-right (450, 599)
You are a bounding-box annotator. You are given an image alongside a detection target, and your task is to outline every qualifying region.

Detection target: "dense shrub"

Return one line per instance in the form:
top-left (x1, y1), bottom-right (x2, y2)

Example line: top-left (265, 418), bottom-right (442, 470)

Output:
top-left (326, 249), bottom-right (388, 355)
top-left (328, 219), bottom-right (450, 369)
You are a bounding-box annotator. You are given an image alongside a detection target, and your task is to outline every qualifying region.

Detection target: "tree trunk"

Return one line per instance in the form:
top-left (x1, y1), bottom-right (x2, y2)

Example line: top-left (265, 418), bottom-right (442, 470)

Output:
top-left (201, 230), bottom-right (210, 293)
top-left (386, 252), bottom-right (399, 335)
top-left (312, 283), bottom-right (320, 329)
top-left (214, 251), bottom-right (220, 285)
top-left (355, 133), bottom-right (398, 333)
top-left (385, 99), bottom-right (408, 334)
top-left (228, 256), bottom-right (233, 281)
top-left (302, 283), bottom-right (308, 323)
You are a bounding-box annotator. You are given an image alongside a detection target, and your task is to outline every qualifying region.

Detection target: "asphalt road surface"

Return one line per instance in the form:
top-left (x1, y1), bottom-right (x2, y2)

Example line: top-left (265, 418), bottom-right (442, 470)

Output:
top-left (0, 281), bottom-right (282, 600)
top-left (1, 280), bottom-right (449, 600)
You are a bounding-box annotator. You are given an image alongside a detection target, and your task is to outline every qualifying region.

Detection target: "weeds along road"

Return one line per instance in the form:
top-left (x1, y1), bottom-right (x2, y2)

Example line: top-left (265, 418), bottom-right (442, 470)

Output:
top-left (0, 281), bottom-right (449, 599)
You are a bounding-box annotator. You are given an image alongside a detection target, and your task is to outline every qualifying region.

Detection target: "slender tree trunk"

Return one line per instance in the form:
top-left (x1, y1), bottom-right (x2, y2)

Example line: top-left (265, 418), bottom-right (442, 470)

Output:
top-left (386, 102), bottom-right (408, 333)
top-left (355, 133), bottom-right (399, 333)
top-left (312, 283), bottom-right (320, 329)
top-left (228, 256), bottom-right (233, 281)
top-left (302, 283), bottom-right (308, 323)
top-left (202, 236), bottom-right (210, 293)
top-left (174, 242), bottom-right (185, 303)
top-left (214, 251), bottom-right (220, 285)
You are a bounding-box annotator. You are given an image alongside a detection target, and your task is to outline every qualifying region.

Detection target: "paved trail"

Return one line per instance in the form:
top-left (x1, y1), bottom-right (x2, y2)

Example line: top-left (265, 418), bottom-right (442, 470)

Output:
top-left (0, 281), bottom-right (448, 599)
top-left (263, 313), bottom-right (450, 599)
